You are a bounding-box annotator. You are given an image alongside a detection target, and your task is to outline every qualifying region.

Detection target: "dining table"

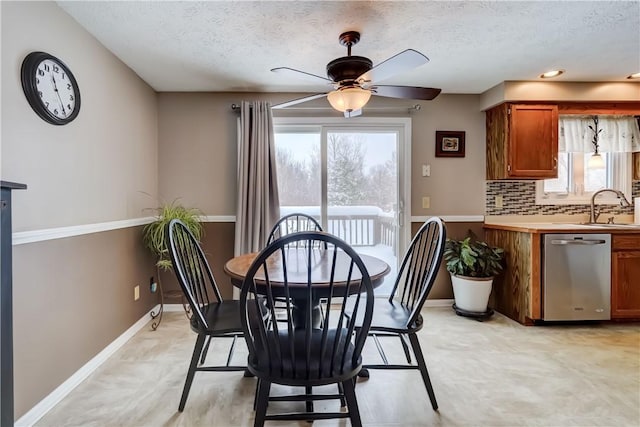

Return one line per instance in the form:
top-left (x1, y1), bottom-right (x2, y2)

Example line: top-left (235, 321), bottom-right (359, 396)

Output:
top-left (224, 247), bottom-right (391, 328)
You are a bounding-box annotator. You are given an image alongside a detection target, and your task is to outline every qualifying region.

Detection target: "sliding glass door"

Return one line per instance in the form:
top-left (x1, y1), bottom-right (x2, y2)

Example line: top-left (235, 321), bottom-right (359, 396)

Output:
top-left (274, 118), bottom-right (411, 295)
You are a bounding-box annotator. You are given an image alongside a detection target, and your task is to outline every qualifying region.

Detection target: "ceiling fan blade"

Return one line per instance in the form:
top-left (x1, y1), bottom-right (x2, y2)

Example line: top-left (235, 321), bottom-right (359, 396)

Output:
top-left (358, 49), bottom-right (429, 85)
top-left (271, 67), bottom-right (332, 84)
top-left (373, 85), bottom-right (441, 100)
top-left (272, 93), bottom-right (328, 109)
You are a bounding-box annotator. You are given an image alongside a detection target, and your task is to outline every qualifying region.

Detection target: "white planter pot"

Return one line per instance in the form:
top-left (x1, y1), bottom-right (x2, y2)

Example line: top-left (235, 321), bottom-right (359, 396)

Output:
top-left (451, 274), bottom-right (494, 313)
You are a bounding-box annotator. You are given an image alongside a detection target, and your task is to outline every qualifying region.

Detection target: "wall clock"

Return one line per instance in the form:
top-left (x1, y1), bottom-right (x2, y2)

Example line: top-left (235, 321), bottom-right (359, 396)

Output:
top-left (20, 51), bottom-right (81, 125)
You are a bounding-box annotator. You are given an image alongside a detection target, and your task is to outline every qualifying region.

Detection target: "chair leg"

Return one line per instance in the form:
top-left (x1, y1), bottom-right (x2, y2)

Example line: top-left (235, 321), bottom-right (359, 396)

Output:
top-left (408, 332), bottom-right (438, 410)
top-left (305, 386), bottom-right (314, 413)
top-left (342, 378), bottom-right (363, 427)
top-left (179, 333), bottom-right (206, 411)
top-left (254, 380), bottom-right (271, 427)
top-left (199, 336), bottom-right (212, 365)
top-left (253, 378), bottom-right (260, 411)
top-left (338, 382), bottom-right (346, 407)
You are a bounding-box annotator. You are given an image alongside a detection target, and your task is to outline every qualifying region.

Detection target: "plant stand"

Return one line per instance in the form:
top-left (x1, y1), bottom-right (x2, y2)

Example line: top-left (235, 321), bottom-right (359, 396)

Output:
top-left (150, 266), bottom-right (191, 330)
top-left (453, 303), bottom-right (494, 321)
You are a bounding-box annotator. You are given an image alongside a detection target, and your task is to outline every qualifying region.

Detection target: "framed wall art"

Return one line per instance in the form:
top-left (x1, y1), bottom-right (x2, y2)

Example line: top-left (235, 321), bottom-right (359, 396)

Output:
top-left (435, 131), bottom-right (465, 157)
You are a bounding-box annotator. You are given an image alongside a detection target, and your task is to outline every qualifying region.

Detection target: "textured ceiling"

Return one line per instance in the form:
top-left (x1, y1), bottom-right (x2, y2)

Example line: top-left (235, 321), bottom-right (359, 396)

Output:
top-left (57, 1), bottom-right (640, 94)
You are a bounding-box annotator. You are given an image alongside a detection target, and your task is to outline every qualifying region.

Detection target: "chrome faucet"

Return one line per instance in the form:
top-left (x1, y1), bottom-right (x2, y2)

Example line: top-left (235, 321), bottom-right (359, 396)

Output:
top-left (589, 189), bottom-right (632, 223)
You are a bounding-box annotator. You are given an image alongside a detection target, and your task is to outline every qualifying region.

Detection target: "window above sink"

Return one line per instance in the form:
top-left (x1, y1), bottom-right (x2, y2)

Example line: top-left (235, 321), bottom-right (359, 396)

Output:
top-left (536, 152), bottom-right (632, 205)
top-left (536, 115), bottom-right (639, 206)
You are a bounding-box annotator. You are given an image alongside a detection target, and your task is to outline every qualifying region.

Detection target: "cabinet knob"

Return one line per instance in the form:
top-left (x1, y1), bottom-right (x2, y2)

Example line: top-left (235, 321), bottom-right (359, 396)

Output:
top-left (553, 157), bottom-right (558, 169)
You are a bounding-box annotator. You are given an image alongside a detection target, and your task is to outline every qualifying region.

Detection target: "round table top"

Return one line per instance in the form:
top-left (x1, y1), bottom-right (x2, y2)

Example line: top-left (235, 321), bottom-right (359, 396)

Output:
top-left (224, 248), bottom-right (390, 296)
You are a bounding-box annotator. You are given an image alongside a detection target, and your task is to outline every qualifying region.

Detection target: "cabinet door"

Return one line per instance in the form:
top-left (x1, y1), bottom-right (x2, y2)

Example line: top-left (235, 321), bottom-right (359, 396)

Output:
top-left (611, 250), bottom-right (640, 318)
top-left (508, 104), bottom-right (558, 178)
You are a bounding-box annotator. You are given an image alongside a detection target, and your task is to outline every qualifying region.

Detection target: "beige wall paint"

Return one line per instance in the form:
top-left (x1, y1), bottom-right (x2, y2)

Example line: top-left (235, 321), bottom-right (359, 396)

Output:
top-left (409, 94), bottom-right (485, 216)
top-left (1, 2), bottom-right (159, 418)
top-left (480, 81), bottom-right (640, 110)
top-left (158, 92), bottom-right (486, 216)
top-left (1, 1), bottom-right (158, 232)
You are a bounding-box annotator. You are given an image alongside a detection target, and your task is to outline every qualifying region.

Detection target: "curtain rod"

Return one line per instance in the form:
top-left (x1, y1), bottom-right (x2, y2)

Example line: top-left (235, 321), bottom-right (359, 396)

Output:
top-left (231, 103), bottom-right (422, 112)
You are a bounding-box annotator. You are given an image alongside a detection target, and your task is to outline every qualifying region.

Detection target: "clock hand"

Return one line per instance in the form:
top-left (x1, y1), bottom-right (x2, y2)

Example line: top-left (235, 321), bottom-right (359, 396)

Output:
top-left (51, 74), bottom-right (67, 116)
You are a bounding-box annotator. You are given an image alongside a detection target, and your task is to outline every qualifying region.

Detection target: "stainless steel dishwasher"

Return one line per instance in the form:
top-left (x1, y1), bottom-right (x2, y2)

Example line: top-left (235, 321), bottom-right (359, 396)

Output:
top-left (543, 234), bottom-right (611, 321)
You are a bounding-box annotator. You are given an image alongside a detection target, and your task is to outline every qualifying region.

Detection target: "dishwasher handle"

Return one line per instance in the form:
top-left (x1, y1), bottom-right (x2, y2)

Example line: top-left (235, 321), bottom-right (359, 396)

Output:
top-left (550, 239), bottom-right (607, 245)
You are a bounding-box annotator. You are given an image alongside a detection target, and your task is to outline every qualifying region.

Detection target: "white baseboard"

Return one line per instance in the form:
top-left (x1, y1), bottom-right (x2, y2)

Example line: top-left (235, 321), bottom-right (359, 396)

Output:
top-left (15, 306), bottom-right (161, 427)
top-left (424, 298), bottom-right (454, 307)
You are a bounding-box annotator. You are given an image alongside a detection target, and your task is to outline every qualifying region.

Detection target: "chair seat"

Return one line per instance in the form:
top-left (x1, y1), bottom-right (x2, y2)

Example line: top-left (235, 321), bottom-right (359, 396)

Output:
top-left (189, 301), bottom-right (245, 335)
top-left (249, 328), bottom-right (361, 385)
top-left (347, 297), bottom-right (423, 333)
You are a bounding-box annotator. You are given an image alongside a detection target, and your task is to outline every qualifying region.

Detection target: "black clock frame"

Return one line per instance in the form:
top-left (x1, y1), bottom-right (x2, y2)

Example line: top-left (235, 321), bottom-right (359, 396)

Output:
top-left (20, 51), bottom-right (81, 126)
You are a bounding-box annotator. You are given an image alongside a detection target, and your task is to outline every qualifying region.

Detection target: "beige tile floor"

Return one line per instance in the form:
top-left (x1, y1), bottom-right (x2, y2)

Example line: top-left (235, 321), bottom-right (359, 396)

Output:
top-left (36, 307), bottom-right (640, 427)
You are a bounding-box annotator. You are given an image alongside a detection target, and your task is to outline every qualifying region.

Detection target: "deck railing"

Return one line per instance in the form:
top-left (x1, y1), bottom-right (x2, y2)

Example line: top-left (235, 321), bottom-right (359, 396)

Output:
top-left (279, 206), bottom-right (396, 248)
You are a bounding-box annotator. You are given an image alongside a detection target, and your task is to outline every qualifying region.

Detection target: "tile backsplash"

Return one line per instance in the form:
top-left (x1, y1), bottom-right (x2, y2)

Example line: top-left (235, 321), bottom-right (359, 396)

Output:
top-left (486, 181), bottom-right (640, 216)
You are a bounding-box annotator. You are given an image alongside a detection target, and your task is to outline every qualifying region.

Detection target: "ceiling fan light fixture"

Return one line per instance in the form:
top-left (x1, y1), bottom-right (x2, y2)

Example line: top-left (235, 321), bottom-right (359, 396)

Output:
top-left (327, 87), bottom-right (371, 112)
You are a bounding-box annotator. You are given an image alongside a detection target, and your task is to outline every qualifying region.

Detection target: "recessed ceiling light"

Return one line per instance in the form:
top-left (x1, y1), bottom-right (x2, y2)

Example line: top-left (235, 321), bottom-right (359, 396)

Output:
top-left (627, 72), bottom-right (640, 79)
top-left (539, 69), bottom-right (565, 79)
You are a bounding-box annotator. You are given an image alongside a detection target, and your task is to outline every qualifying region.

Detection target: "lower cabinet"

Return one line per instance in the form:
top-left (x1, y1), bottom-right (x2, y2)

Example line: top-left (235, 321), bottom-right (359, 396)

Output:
top-left (611, 235), bottom-right (640, 319)
top-left (486, 227), bottom-right (640, 323)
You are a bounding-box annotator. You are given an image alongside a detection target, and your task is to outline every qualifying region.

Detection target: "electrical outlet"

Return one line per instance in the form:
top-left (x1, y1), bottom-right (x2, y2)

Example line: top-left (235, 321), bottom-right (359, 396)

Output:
top-left (422, 164), bottom-right (431, 177)
top-left (134, 285), bottom-right (140, 301)
top-left (495, 195), bottom-right (504, 208)
top-left (422, 196), bottom-right (430, 209)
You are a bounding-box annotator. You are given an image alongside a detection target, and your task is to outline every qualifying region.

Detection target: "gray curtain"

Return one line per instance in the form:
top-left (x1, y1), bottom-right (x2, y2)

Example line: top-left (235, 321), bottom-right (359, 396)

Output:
top-left (234, 101), bottom-right (280, 256)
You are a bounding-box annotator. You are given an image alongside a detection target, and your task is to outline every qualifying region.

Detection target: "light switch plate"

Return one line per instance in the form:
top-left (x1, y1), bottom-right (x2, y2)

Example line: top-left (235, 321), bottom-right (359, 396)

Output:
top-left (422, 196), bottom-right (430, 209)
top-left (495, 195), bottom-right (504, 208)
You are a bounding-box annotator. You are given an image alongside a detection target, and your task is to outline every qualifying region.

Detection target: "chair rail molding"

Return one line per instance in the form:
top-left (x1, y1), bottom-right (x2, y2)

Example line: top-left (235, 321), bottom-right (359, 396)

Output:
top-left (412, 215), bottom-right (484, 223)
top-left (13, 216), bottom-right (238, 245)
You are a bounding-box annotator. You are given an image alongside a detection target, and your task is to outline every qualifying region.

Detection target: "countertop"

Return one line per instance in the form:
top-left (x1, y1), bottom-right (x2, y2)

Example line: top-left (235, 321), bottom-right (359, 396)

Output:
top-left (483, 221), bottom-right (640, 234)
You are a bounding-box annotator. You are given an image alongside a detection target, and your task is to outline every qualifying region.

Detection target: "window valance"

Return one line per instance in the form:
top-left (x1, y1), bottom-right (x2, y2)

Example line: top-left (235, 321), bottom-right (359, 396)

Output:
top-left (559, 115), bottom-right (640, 153)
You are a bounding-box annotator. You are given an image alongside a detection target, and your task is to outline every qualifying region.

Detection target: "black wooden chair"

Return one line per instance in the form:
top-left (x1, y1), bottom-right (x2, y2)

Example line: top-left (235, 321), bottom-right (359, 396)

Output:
top-left (165, 219), bottom-right (248, 411)
top-left (266, 213), bottom-right (325, 319)
top-left (266, 212), bottom-right (322, 244)
top-left (360, 217), bottom-right (446, 410)
top-left (240, 231), bottom-right (374, 427)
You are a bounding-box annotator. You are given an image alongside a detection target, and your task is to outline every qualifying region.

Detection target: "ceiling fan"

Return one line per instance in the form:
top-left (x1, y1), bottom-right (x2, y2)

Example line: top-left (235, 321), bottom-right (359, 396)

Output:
top-left (271, 31), bottom-right (441, 117)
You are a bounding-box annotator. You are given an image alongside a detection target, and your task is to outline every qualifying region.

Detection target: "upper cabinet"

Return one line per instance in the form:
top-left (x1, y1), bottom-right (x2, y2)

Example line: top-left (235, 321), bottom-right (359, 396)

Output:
top-left (486, 103), bottom-right (559, 179)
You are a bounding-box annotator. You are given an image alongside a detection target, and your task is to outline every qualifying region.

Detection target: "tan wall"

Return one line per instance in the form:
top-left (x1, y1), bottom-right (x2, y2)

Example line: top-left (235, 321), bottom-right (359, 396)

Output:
top-left (480, 81), bottom-right (640, 111)
top-left (12, 226), bottom-right (157, 417)
top-left (412, 221), bottom-right (485, 299)
top-left (157, 92), bottom-right (487, 303)
top-left (1, 1), bottom-right (158, 231)
top-left (1, 2), bottom-right (159, 418)
top-left (159, 222), bottom-right (237, 299)
top-left (157, 92), bottom-right (486, 216)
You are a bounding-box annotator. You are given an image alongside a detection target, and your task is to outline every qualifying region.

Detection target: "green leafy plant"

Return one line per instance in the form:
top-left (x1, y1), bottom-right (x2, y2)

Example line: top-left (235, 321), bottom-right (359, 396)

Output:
top-left (142, 200), bottom-right (204, 270)
top-left (444, 233), bottom-right (504, 278)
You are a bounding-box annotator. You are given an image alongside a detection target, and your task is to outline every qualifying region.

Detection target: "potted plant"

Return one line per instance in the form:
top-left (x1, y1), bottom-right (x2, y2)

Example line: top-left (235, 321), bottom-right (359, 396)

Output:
top-left (444, 233), bottom-right (504, 314)
top-left (142, 200), bottom-right (203, 329)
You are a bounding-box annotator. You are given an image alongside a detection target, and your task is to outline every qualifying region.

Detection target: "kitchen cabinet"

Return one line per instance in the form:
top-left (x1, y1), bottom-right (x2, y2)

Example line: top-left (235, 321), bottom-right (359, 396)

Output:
top-left (611, 235), bottom-right (640, 319)
top-left (486, 103), bottom-right (558, 180)
top-left (484, 228), bottom-right (540, 324)
top-left (485, 223), bottom-right (640, 324)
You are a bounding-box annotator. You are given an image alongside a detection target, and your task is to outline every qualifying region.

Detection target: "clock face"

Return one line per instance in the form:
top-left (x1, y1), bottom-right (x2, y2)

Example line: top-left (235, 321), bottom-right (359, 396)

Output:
top-left (21, 52), bottom-right (81, 125)
top-left (34, 58), bottom-right (77, 120)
